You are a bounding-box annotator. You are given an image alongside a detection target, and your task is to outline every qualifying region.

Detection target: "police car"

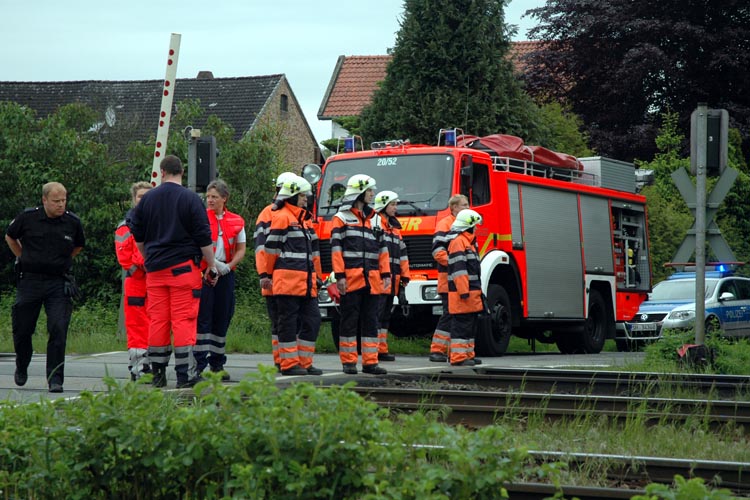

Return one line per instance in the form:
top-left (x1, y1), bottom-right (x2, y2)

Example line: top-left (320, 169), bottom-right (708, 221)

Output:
top-left (621, 267), bottom-right (750, 349)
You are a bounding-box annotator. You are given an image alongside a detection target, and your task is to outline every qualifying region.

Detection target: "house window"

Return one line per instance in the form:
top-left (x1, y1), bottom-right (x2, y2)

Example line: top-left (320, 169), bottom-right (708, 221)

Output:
top-left (280, 94), bottom-right (288, 113)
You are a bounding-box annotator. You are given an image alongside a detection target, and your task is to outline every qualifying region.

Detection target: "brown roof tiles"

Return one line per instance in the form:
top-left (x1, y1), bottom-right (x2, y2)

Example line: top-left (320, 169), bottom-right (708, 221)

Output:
top-left (318, 42), bottom-right (544, 120)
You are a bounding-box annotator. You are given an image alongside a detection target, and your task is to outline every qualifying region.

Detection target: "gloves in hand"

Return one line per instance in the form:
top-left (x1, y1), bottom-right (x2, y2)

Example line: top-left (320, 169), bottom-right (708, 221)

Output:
top-left (216, 261), bottom-right (232, 276)
top-left (326, 281), bottom-right (341, 303)
top-left (383, 277), bottom-right (392, 292)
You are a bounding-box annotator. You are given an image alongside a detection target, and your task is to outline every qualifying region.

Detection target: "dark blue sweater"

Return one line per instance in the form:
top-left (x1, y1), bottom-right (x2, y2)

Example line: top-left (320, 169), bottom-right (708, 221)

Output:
top-left (130, 182), bottom-right (212, 272)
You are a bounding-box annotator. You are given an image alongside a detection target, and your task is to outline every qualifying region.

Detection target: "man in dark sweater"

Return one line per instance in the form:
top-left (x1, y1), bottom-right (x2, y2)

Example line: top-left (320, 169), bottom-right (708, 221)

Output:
top-left (130, 155), bottom-right (218, 388)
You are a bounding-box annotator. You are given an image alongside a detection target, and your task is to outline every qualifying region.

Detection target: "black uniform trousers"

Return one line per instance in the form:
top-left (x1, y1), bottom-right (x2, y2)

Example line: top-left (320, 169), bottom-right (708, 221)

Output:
top-left (275, 295), bottom-right (321, 345)
top-left (195, 271), bottom-right (236, 372)
top-left (12, 275), bottom-right (72, 385)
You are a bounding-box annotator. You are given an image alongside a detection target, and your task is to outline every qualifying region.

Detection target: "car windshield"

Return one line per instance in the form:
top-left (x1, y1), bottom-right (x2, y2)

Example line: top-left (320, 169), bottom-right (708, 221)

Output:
top-left (649, 278), bottom-right (718, 301)
top-left (317, 154), bottom-right (454, 216)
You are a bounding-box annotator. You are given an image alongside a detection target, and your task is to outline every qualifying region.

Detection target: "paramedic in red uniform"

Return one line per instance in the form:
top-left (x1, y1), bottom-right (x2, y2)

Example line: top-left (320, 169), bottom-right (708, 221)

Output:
top-left (264, 176), bottom-right (323, 376)
top-left (130, 155), bottom-right (218, 389)
top-left (254, 171), bottom-right (297, 370)
top-left (447, 209), bottom-right (484, 366)
top-left (194, 179), bottom-right (246, 380)
top-left (115, 181), bottom-right (152, 380)
top-left (372, 190), bottom-right (410, 361)
top-left (429, 194), bottom-right (469, 362)
top-left (332, 174), bottom-right (391, 375)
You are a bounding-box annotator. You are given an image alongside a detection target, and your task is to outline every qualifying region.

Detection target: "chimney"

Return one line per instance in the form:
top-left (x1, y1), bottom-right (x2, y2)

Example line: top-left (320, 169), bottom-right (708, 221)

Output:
top-left (196, 71), bottom-right (214, 79)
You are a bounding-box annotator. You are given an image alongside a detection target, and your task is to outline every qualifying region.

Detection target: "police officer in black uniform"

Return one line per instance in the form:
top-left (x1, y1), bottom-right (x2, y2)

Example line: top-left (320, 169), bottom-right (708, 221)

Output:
top-left (5, 182), bottom-right (85, 393)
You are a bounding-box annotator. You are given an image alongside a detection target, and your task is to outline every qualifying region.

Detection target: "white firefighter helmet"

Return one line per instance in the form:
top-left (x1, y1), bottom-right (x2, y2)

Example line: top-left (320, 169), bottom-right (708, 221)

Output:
top-left (342, 174), bottom-right (376, 201)
top-left (373, 190), bottom-right (399, 212)
top-left (274, 171), bottom-right (297, 188)
top-left (452, 209), bottom-right (483, 231)
top-left (276, 176), bottom-right (312, 201)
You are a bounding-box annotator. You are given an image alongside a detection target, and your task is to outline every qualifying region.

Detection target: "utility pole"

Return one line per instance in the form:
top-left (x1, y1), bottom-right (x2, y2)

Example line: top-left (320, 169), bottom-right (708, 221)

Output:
top-left (693, 104), bottom-right (707, 345)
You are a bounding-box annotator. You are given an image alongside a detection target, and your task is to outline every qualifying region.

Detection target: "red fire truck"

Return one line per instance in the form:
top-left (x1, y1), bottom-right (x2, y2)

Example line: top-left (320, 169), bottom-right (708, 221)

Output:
top-left (311, 130), bottom-right (652, 355)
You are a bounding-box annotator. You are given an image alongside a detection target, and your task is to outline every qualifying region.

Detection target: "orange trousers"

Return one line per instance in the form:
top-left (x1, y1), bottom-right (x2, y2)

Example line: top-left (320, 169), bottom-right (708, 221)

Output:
top-left (146, 260), bottom-right (202, 348)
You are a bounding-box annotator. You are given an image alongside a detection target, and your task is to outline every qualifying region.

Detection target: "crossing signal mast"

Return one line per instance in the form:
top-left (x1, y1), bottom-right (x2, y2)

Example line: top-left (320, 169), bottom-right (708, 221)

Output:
top-left (150, 33), bottom-right (181, 186)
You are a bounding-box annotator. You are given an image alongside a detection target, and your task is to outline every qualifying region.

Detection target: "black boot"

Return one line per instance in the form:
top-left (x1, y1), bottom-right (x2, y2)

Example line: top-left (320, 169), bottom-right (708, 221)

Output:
top-left (152, 366), bottom-right (167, 388)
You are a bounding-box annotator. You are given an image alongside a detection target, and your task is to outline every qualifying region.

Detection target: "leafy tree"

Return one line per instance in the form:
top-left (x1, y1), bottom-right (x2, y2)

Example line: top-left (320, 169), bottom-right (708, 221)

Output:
top-left (360, 0), bottom-right (544, 145)
top-left (0, 98), bottom-right (290, 304)
top-left (0, 102), bottom-right (124, 302)
top-left (525, 0), bottom-right (750, 162)
top-left (536, 102), bottom-right (594, 157)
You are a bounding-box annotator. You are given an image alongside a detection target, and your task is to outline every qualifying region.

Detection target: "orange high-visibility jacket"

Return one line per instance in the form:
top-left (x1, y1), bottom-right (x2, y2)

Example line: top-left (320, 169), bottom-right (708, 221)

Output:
top-left (432, 214), bottom-right (456, 294)
top-left (207, 209), bottom-right (244, 269)
top-left (254, 203), bottom-right (274, 297)
top-left (331, 206), bottom-right (390, 294)
top-left (373, 212), bottom-right (410, 295)
top-left (115, 218), bottom-right (145, 279)
top-left (265, 202), bottom-right (322, 297)
top-left (447, 231), bottom-right (483, 314)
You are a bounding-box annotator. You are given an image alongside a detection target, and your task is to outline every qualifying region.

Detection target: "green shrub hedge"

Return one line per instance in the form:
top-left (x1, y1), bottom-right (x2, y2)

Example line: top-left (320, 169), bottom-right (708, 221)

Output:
top-left (0, 369), bottom-right (532, 499)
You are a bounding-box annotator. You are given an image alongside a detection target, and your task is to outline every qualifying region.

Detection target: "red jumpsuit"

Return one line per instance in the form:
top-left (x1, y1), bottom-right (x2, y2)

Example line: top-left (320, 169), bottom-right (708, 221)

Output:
top-left (115, 217), bottom-right (149, 378)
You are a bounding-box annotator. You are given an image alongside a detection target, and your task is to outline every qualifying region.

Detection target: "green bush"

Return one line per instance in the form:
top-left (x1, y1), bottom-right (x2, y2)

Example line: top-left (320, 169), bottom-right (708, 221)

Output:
top-left (0, 370), bottom-right (531, 499)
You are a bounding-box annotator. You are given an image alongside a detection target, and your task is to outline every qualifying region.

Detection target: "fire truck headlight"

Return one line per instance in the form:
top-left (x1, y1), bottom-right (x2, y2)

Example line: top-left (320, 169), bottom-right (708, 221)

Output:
top-left (668, 310), bottom-right (695, 321)
top-left (318, 289), bottom-right (332, 304)
top-left (422, 285), bottom-right (439, 301)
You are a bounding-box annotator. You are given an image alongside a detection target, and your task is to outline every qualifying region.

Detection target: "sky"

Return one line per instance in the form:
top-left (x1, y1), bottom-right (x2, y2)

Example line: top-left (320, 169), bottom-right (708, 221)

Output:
top-left (0, 0), bottom-right (545, 146)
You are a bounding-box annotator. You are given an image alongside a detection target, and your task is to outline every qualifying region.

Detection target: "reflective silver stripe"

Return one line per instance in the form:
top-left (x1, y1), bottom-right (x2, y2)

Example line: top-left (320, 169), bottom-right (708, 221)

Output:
top-left (280, 251), bottom-right (309, 260)
top-left (343, 251), bottom-right (380, 260)
top-left (278, 341), bottom-right (297, 349)
top-left (298, 339), bottom-right (316, 349)
top-left (279, 351), bottom-right (298, 359)
top-left (448, 255), bottom-right (467, 265)
top-left (266, 234), bottom-right (284, 244)
top-left (265, 247), bottom-right (281, 255)
top-left (450, 346), bottom-right (472, 353)
top-left (362, 336), bottom-right (379, 344)
top-left (254, 244), bottom-right (265, 255)
top-left (449, 270), bottom-right (468, 280)
top-left (115, 232), bottom-right (130, 242)
top-left (339, 345), bottom-right (358, 353)
top-left (433, 337), bottom-right (450, 346)
top-left (343, 228), bottom-right (377, 240)
top-left (362, 345), bottom-right (378, 354)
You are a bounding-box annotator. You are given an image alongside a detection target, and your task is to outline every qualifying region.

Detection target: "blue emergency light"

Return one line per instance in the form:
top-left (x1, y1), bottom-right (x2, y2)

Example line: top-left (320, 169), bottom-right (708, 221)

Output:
top-left (444, 129), bottom-right (456, 146)
top-left (344, 137), bottom-right (355, 153)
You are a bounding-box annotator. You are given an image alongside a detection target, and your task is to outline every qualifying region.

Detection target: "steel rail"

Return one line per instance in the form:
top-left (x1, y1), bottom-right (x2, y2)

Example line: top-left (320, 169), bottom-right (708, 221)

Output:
top-left (529, 451), bottom-right (750, 494)
top-left (345, 386), bottom-right (750, 428)
top-left (423, 367), bottom-right (750, 398)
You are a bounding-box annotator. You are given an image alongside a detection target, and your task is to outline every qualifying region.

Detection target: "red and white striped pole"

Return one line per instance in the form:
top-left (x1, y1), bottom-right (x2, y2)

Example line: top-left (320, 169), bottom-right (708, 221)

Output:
top-left (150, 33), bottom-right (181, 186)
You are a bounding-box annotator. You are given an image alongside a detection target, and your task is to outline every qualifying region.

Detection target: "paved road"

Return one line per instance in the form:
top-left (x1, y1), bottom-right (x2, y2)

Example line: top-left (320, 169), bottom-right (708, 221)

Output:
top-left (0, 350), bottom-right (644, 403)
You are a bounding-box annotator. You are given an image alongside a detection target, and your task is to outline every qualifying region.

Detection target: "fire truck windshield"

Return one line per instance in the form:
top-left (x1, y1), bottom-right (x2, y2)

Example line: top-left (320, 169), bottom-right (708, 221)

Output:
top-left (317, 154), bottom-right (454, 216)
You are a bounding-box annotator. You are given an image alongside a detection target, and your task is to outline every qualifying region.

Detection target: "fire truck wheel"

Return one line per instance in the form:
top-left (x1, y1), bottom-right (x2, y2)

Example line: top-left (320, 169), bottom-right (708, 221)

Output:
top-left (476, 284), bottom-right (513, 356)
top-left (581, 289), bottom-right (607, 353)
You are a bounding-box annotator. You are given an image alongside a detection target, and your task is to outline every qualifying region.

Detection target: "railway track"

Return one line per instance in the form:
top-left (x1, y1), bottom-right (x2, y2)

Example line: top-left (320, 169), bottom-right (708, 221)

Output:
top-left (345, 384), bottom-right (750, 429)
top-left (407, 366), bottom-right (750, 399)
top-left (312, 369), bottom-right (750, 498)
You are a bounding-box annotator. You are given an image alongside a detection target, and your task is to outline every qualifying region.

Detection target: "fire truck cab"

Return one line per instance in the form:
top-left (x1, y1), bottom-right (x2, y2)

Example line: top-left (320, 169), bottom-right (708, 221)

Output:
top-left (312, 131), bottom-right (652, 356)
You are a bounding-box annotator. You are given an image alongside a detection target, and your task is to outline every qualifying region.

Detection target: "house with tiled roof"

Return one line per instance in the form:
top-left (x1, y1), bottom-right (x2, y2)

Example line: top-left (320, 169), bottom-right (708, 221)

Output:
top-left (317, 41), bottom-right (544, 138)
top-left (0, 72), bottom-right (322, 167)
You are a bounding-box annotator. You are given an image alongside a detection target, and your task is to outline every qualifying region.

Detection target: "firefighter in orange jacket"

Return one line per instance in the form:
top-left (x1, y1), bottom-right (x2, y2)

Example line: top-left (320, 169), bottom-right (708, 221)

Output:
top-left (447, 209), bottom-right (484, 366)
top-left (429, 194), bottom-right (469, 362)
top-left (254, 171), bottom-right (297, 370)
top-left (114, 181), bottom-right (152, 381)
top-left (194, 179), bottom-right (246, 380)
top-left (332, 174), bottom-right (391, 375)
top-left (264, 176), bottom-right (323, 376)
top-left (372, 190), bottom-right (410, 361)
